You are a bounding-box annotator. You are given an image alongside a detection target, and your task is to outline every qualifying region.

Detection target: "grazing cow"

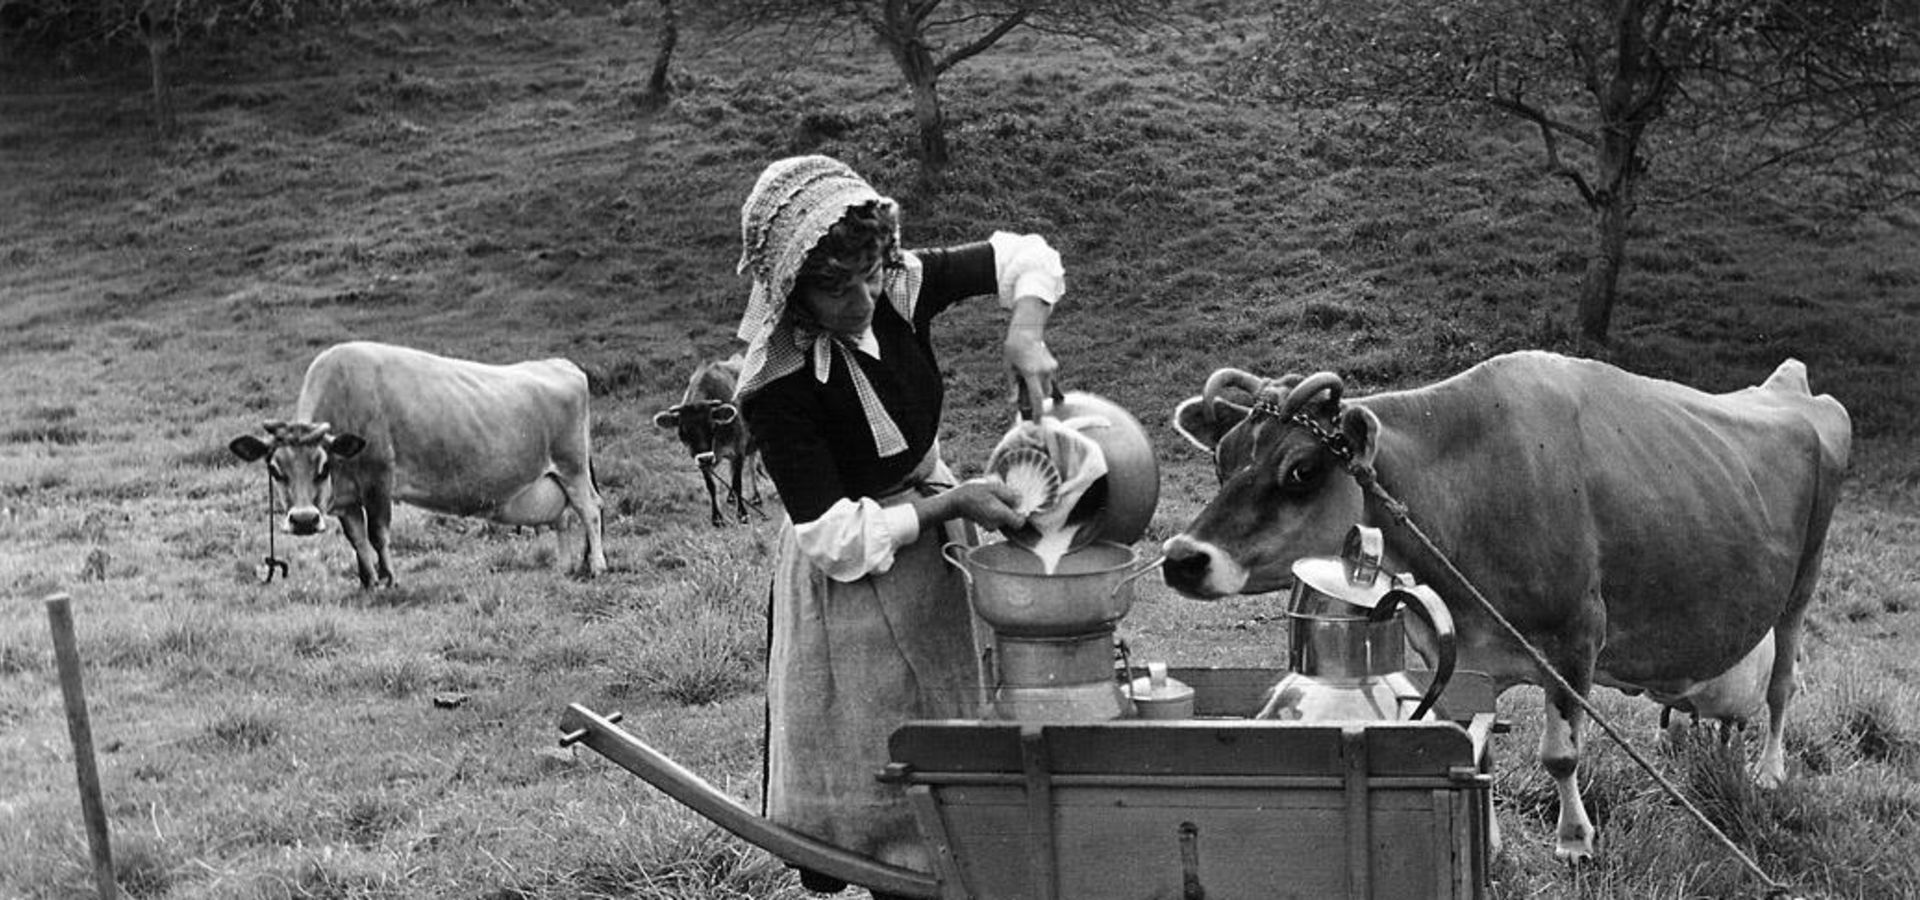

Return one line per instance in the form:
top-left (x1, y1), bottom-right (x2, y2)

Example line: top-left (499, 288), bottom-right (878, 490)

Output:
top-left (1162, 351), bottom-right (1849, 861)
top-left (228, 341), bottom-right (607, 588)
top-left (653, 354), bottom-right (762, 526)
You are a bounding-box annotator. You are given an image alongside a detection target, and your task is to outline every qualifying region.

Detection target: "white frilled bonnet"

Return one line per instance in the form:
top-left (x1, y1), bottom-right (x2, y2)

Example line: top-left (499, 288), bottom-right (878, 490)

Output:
top-left (733, 155), bottom-right (924, 457)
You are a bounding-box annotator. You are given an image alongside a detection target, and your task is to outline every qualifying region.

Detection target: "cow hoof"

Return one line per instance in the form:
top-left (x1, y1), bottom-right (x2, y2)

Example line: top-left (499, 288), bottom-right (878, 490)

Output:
top-left (1553, 838), bottom-right (1595, 864)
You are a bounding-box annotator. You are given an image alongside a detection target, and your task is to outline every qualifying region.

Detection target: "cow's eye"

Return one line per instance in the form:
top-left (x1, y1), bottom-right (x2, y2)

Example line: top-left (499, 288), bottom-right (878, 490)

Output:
top-left (1280, 460), bottom-right (1319, 491)
top-left (267, 461), bottom-right (287, 482)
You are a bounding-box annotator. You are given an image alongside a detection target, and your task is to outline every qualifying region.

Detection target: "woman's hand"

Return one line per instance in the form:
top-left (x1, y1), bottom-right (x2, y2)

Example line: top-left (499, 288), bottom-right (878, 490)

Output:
top-left (1005, 295), bottom-right (1058, 414)
top-left (933, 478), bottom-right (1028, 532)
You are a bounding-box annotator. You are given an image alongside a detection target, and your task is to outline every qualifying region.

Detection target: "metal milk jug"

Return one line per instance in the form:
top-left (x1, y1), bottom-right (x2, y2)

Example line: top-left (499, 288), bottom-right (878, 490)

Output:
top-left (1255, 525), bottom-right (1457, 721)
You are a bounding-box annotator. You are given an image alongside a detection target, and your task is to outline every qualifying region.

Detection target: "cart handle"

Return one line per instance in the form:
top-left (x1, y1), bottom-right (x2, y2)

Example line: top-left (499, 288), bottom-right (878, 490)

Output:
top-left (557, 703), bottom-right (941, 899)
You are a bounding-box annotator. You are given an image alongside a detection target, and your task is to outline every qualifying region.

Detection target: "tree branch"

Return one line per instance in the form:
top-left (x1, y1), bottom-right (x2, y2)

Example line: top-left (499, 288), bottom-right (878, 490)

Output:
top-left (1480, 93), bottom-right (1601, 207)
top-left (1482, 94), bottom-right (1597, 147)
top-left (933, 8), bottom-right (1029, 75)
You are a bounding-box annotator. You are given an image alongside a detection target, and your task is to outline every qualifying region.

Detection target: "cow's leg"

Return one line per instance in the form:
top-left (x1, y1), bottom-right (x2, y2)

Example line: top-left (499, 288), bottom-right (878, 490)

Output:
top-left (365, 490), bottom-right (396, 587)
top-left (1756, 617), bottom-right (1803, 788)
top-left (700, 465), bottom-right (724, 528)
top-left (1539, 677), bottom-right (1597, 862)
top-left (1535, 609), bottom-right (1601, 862)
top-left (335, 506), bottom-right (381, 589)
top-left (745, 453), bottom-right (765, 514)
top-left (555, 469), bottom-right (606, 577)
top-left (728, 457), bottom-right (749, 524)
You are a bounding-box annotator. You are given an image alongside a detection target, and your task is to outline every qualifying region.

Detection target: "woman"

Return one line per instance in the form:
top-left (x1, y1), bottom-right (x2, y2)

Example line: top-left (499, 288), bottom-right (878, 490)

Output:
top-left (733, 155), bottom-right (1064, 892)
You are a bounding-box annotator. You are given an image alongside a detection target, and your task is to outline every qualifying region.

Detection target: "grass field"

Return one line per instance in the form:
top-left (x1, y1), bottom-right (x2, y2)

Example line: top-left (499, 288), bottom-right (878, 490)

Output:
top-left (3, 2), bottom-right (1918, 898)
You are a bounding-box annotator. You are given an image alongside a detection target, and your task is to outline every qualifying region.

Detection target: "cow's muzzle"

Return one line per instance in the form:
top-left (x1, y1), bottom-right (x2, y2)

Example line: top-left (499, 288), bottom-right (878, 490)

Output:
top-left (286, 507), bottom-right (327, 535)
top-left (1160, 534), bottom-right (1244, 598)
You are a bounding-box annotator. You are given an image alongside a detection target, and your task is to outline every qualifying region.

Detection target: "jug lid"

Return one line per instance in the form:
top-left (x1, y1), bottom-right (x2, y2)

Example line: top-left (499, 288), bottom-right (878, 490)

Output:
top-left (1127, 661), bottom-right (1195, 702)
top-left (1290, 525), bottom-right (1397, 610)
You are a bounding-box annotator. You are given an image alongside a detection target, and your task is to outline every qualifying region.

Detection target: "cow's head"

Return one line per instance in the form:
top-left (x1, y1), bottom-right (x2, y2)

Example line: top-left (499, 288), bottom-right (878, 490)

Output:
top-left (228, 420), bottom-right (366, 535)
top-left (1161, 369), bottom-right (1383, 598)
top-left (653, 401), bottom-right (741, 469)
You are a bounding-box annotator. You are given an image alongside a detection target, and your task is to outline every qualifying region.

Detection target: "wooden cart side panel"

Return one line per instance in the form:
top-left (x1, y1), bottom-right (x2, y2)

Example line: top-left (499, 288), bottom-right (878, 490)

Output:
top-left (924, 783), bottom-right (1473, 900)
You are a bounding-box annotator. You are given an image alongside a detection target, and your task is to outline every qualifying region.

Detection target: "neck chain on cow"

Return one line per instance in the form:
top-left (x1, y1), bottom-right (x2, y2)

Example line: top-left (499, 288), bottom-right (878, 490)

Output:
top-left (1248, 398), bottom-right (1361, 471)
top-left (1286, 409), bottom-right (1353, 463)
top-left (1282, 401), bottom-right (1795, 898)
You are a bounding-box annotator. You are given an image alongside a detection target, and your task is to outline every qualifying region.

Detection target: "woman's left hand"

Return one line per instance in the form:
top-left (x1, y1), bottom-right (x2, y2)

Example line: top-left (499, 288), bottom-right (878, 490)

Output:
top-left (1005, 296), bottom-right (1058, 413)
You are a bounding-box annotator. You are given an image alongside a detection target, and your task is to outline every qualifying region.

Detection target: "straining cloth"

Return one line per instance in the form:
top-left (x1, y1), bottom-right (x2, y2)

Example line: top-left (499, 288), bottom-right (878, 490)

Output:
top-left (989, 412), bottom-right (1111, 541)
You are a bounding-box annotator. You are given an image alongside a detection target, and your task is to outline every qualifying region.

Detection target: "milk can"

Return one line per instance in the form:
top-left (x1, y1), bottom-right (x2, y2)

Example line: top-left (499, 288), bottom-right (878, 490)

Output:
top-left (1255, 525), bottom-right (1457, 721)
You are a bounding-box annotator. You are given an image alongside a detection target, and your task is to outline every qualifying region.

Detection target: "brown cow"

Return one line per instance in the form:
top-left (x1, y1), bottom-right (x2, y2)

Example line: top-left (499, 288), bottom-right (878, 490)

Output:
top-left (1162, 351), bottom-right (1849, 860)
top-left (654, 354), bottom-right (763, 526)
top-left (229, 341), bottom-right (607, 587)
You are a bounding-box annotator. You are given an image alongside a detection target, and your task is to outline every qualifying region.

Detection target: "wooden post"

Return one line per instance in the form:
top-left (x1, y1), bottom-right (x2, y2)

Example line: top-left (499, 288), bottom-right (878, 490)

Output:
top-left (46, 593), bottom-right (118, 900)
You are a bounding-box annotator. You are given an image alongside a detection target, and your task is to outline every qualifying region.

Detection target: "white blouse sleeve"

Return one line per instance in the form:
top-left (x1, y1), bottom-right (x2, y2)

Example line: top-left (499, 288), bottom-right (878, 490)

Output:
top-left (987, 231), bottom-right (1065, 307)
top-left (792, 497), bottom-right (925, 583)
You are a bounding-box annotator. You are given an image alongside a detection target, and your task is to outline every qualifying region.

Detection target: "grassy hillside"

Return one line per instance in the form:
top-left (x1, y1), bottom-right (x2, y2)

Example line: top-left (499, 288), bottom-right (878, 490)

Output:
top-left (2, 2), bottom-right (1917, 898)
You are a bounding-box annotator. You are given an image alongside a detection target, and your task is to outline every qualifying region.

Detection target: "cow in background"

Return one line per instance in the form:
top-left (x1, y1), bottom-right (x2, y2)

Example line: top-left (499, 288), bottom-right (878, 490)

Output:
top-left (1163, 351), bottom-right (1850, 861)
top-left (654, 354), bottom-right (762, 526)
top-left (229, 341), bottom-right (607, 587)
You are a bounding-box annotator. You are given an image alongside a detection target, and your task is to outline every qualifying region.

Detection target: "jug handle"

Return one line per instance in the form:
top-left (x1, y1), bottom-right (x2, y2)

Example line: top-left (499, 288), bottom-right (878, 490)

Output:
top-left (1374, 585), bottom-right (1456, 721)
top-left (1108, 552), bottom-right (1166, 601)
top-left (1015, 380), bottom-right (1068, 423)
top-left (940, 542), bottom-right (974, 589)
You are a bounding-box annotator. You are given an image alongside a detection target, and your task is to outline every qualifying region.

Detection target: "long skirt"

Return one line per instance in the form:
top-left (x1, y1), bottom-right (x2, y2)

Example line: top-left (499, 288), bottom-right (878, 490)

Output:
top-left (763, 458), bottom-right (985, 873)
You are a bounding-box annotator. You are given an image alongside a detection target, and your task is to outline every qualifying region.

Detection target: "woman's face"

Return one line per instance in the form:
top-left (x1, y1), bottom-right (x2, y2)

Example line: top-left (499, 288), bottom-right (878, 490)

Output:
top-left (796, 252), bottom-right (884, 336)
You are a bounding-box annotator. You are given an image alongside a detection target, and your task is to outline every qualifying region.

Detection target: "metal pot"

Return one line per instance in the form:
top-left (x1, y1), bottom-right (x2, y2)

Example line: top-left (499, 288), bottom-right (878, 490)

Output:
top-left (942, 540), bottom-right (1162, 637)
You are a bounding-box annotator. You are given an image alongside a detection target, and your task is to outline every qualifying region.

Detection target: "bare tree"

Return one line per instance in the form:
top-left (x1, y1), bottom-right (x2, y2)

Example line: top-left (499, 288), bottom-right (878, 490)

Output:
top-left (644, 0), bottom-right (679, 105)
top-left (137, 8), bottom-right (180, 138)
top-left (1237, 0), bottom-right (1920, 342)
top-left (15, 0), bottom-right (348, 140)
top-left (712, 0), bottom-right (1165, 168)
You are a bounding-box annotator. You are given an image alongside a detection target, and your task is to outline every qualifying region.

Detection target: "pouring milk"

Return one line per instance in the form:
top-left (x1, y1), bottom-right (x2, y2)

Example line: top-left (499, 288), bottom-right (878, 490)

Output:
top-left (986, 413), bottom-right (1111, 574)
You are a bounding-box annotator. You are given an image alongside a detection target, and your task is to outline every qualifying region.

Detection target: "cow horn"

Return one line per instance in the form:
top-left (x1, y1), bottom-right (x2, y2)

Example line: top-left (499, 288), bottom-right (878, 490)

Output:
top-left (1283, 372), bottom-right (1344, 417)
top-left (1201, 367), bottom-right (1268, 411)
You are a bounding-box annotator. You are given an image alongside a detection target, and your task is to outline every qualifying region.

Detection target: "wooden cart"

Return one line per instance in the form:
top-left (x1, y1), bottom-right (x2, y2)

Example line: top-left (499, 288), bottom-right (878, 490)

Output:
top-left (559, 668), bottom-right (1499, 900)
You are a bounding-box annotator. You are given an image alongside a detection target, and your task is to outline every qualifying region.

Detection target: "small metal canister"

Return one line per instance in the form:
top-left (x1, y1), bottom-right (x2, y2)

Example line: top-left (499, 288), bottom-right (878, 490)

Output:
top-left (1127, 661), bottom-right (1196, 719)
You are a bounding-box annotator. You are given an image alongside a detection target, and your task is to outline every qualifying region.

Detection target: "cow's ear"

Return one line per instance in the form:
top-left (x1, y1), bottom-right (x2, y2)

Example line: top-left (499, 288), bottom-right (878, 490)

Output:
top-left (711, 403), bottom-right (738, 426)
top-left (652, 409), bottom-right (679, 429)
top-left (1172, 396), bottom-right (1248, 453)
top-left (229, 435), bottom-right (272, 462)
top-left (1338, 406), bottom-right (1381, 469)
top-left (328, 433), bottom-right (367, 460)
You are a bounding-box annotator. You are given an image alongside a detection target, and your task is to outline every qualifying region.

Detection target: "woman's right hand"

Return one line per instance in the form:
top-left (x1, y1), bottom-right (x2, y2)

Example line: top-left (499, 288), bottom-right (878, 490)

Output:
top-left (939, 478), bottom-right (1028, 532)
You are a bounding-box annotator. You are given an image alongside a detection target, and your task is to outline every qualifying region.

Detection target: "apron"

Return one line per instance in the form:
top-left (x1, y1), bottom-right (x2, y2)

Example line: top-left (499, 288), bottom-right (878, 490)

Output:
top-left (763, 450), bottom-right (987, 873)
